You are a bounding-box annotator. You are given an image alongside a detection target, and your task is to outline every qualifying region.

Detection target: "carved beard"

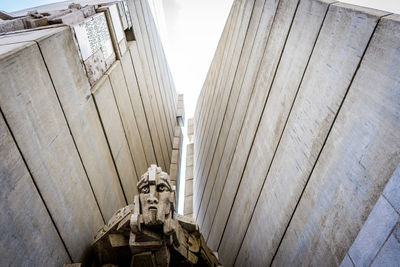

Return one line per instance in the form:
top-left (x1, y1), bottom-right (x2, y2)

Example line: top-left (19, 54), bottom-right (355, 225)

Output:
top-left (140, 191), bottom-right (171, 226)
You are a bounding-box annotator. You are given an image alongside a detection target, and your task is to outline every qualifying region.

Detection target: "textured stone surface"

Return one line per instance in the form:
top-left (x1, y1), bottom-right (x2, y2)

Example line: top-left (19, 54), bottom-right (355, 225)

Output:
top-left (348, 197), bottom-right (398, 266)
top-left (0, 41), bottom-right (104, 261)
top-left (371, 224), bottom-right (400, 267)
top-left (0, 106), bottom-right (70, 266)
top-left (194, 1), bottom-right (399, 266)
top-left (383, 165), bottom-right (400, 214)
top-left (273, 10), bottom-right (397, 266)
top-left (235, 0), bottom-right (332, 265)
top-left (340, 254), bottom-right (354, 267)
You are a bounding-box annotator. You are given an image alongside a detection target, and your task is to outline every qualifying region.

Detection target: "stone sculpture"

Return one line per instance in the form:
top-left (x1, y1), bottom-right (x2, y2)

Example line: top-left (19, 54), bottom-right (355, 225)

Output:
top-left (92, 165), bottom-right (221, 267)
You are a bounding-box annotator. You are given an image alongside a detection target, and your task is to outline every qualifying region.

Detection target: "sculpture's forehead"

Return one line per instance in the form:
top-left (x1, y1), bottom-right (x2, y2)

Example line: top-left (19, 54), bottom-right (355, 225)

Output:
top-left (137, 171), bottom-right (171, 189)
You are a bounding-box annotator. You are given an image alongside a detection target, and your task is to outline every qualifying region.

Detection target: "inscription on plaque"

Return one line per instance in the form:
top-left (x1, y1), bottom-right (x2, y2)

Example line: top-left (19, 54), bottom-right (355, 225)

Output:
top-left (73, 13), bottom-right (114, 61)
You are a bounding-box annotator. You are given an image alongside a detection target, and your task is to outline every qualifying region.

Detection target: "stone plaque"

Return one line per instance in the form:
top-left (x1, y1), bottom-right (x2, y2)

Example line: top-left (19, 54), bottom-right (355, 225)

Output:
top-left (72, 12), bottom-right (114, 61)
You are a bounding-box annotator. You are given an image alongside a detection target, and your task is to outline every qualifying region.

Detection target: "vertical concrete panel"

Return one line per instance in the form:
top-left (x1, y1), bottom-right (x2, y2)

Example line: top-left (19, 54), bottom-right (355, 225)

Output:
top-left (140, 0), bottom-right (175, 144)
top-left (92, 76), bottom-right (136, 204)
top-left (273, 12), bottom-right (398, 266)
top-left (205, 0), bottom-right (303, 249)
top-left (129, 41), bottom-right (166, 170)
top-left (34, 28), bottom-right (127, 221)
top-left (0, 42), bottom-right (103, 261)
top-left (120, 49), bottom-right (157, 166)
top-left (383, 164), bottom-right (400, 214)
top-left (0, 107), bottom-right (70, 266)
top-left (194, 1), bottom-right (237, 181)
top-left (197, 0), bottom-right (285, 229)
top-left (194, 0), bottom-right (255, 218)
top-left (348, 196), bottom-right (398, 266)
top-left (137, 0), bottom-right (174, 150)
top-left (108, 60), bottom-right (147, 177)
top-left (196, 0), bottom-right (271, 226)
top-left (193, 0), bottom-right (243, 184)
top-left (371, 223), bottom-right (400, 266)
top-left (145, 0), bottom-right (178, 132)
top-left (194, 1), bottom-right (236, 126)
top-left (235, 0), bottom-right (332, 265)
top-left (128, 0), bottom-right (170, 168)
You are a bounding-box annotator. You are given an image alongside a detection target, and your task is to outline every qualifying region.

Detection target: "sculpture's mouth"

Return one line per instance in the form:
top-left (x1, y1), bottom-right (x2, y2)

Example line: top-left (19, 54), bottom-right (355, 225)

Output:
top-left (148, 206), bottom-right (157, 211)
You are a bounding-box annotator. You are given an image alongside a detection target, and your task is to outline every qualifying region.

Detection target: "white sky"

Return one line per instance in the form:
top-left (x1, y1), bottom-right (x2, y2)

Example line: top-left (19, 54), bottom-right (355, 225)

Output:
top-left (161, 0), bottom-right (234, 118)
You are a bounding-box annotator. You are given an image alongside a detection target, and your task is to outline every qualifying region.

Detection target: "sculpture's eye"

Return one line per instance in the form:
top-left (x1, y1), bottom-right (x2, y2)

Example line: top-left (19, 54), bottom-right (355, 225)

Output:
top-left (158, 185), bottom-right (167, 192)
top-left (140, 186), bottom-right (149, 193)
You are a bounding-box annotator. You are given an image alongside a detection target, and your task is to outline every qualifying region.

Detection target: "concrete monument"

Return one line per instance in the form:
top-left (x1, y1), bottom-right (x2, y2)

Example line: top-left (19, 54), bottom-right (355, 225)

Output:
top-left (92, 165), bottom-right (221, 266)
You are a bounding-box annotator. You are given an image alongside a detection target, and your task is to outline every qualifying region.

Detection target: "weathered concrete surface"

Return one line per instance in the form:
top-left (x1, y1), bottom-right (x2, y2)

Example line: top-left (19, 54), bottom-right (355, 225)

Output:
top-left (91, 75), bottom-right (135, 203)
top-left (197, 0), bottom-right (280, 229)
top-left (193, 0), bottom-right (245, 209)
top-left (205, 0), bottom-right (302, 250)
top-left (129, 41), bottom-right (166, 170)
top-left (0, 27), bottom-right (128, 221)
top-left (194, 0), bottom-right (256, 218)
top-left (34, 27), bottom-right (127, 221)
top-left (108, 60), bottom-right (146, 179)
top-left (128, 0), bottom-right (170, 168)
top-left (120, 48), bottom-right (157, 166)
top-left (234, 0), bottom-right (333, 265)
top-left (0, 107), bottom-right (70, 266)
top-left (371, 224), bottom-right (400, 267)
top-left (273, 10), bottom-right (398, 266)
top-left (348, 196), bottom-right (398, 266)
top-left (220, 0), bottom-right (351, 264)
top-left (140, 0), bottom-right (176, 144)
top-left (193, 2), bottom-right (236, 196)
top-left (383, 162), bottom-right (400, 214)
top-left (0, 41), bottom-right (104, 261)
top-left (341, 166), bottom-right (400, 266)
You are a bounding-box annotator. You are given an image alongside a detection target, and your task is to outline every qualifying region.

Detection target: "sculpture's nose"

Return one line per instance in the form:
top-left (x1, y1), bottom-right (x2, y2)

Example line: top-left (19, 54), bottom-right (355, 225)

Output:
top-left (147, 197), bottom-right (158, 204)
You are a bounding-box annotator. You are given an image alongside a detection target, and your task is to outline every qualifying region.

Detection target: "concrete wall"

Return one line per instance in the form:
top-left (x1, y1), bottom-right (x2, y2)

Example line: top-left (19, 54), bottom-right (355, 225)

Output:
top-left (341, 165), bottom-right (400, 267)
top-left (193, 0), bottom-right (400, 266)
top-left (0, 0), bottom-right (180, 265)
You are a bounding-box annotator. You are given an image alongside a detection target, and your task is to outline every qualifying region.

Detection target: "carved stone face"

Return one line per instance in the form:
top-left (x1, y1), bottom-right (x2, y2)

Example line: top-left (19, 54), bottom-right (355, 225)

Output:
top-left (137, 165), bottom-right (173, 226)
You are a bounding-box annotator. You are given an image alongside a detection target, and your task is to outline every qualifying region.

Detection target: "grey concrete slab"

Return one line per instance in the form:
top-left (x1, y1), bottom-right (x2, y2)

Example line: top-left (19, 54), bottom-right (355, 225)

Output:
top-left (205, 0), bottom-right (304, 251)
top-left (197, 0), bottom-right (279, 229)
top-left (128, 0), bottom-right (170, 168)
top-left (140, 0), bottom-right (175, 143)
top-left (340, 254), bottom-right (355, 267)
top-left (120, 47), bottom-right (157, 166)
top-left (227, 2), bottom-right (386, 266)
top-left (193, 0), bottom-right (244, 197)
top-left (129, 41), bottom-right (166, 170)
top-left (193, 1), bottom-right (235, 129)
top-left (107, 61), bottom-right (150, 174)
top-left (0, 110), bottom-right (70, 266)
top-left (273, 10), bottom-right (397, 266)
top-left (383, 164), bottom-right (400, 214)
top-left (0, 41), bottom-right (104, 261)
top-left (107, 61), bottom-right (144, 200)
top-left (232, 0), bottom-right (333, 265)
top-left (33, 27), bottom-right (127, 221)
top-left (171, 149), bottom-right (179, 165)
top-left (348, 196), bottom-right (398, 266)
top-left (185, 179), bottom-right (194, 197)
top-left (194, 0), bottom-right (254, 213)
top-left (91, 75), bottom-right (136, 204)
top-left (371, 223), bottom-right (400, 267)
top-left (184, 195), bottom-right (194, 215)
top-left (0, 26), bottom-right (67, 44)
